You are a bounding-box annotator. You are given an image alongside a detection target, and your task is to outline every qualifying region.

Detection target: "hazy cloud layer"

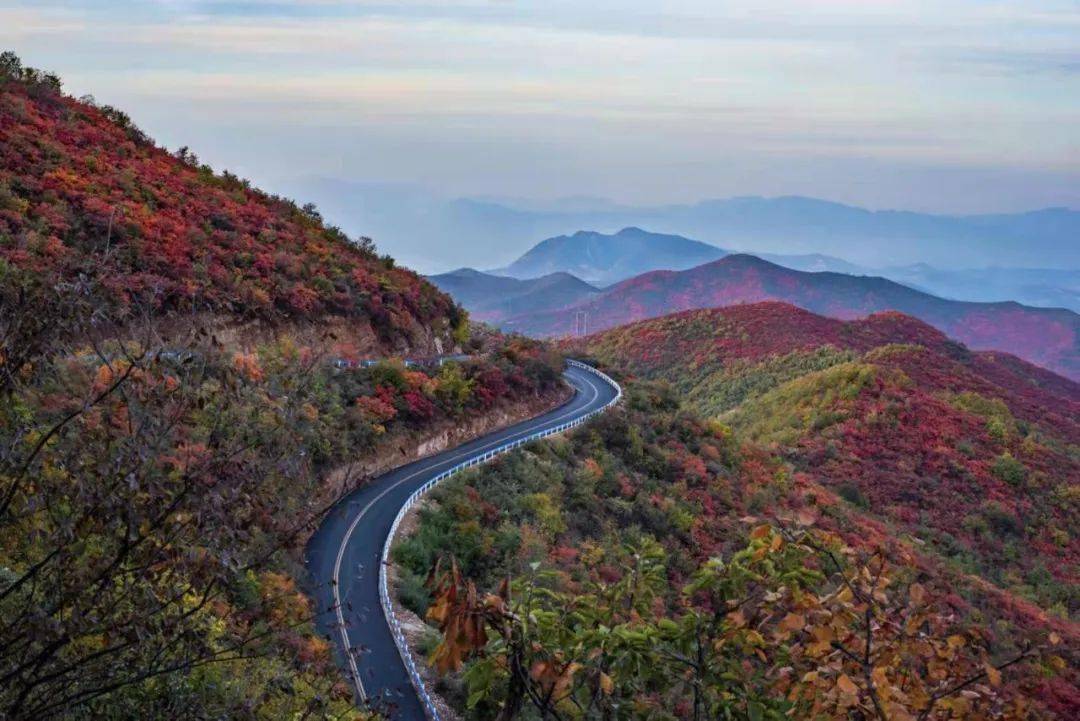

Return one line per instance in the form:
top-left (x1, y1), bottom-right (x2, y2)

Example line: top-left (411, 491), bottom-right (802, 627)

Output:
top-left (2, 0), bottom-right (1078, 266)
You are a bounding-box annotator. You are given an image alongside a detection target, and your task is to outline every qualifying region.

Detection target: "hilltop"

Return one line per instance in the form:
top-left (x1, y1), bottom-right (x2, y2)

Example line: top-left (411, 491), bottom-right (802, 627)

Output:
top-left (492, 226), bottom-right (727, 283)
top-left (426, 267), bottom-right (599, 323)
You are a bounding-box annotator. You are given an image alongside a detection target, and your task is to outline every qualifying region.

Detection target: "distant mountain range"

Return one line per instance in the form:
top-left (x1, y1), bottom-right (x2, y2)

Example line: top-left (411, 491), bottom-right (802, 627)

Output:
top-left (282, 178), bottom-right (1080, 272)
top-left (512, 254), bottom-right (1079, 379)
top-left (881, 265), bottom-right (1079, 311)
top-left (485, 227), bottom-right (1079, 311)
top-left (486, 226), bottom-right (875, 284)
top-left (434, 247), bottom-right (1079, 378)
top-left (638, 196), bottom-right (1080, 270)
top-left (474, 227), bottom-right (1077, 313)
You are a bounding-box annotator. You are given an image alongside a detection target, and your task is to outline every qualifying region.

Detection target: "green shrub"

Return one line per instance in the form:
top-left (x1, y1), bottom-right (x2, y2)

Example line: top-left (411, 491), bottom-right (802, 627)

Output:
top-left (949, 391), bottom-right (1016, 443)
top-left (981, 502), bottom-right (1022, 538)
top-left (962, 513), bottom-right (989, 536)
top-left (689, 346), bottom-right (855, 416)
top-left (397, 568), bottom-right (432, 616)
top-left (991, 453), bottom-right (1027, 487)
top-left (725, 362), bottom-right (878, 445)
top-left (836, 482), bottom-right (869, 509)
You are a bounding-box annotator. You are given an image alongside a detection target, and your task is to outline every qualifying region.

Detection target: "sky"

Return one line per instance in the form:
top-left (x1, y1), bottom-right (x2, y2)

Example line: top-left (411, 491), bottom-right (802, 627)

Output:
top-left (2, 1), bottom-right (1078, 228)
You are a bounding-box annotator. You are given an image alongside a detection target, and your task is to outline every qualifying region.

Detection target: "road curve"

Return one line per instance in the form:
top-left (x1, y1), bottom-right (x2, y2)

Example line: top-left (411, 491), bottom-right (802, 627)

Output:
top-left (305, 363), bottom-right (620, 719)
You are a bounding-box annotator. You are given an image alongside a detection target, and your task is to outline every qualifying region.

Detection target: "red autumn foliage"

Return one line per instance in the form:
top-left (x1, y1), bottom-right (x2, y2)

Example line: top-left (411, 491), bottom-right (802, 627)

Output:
top-left (0, 79), bottom-right (462, 344)
top-left (403, 389), bottom-right (437, 420)
top-left (354, 394), bottom-right (397, 424)
top-left (581, 302), bottom-right (1079, 639)
top-left (518, 254), bottom-right (1079, 379)
top-left (410, 374), bottom-right (1079, 716)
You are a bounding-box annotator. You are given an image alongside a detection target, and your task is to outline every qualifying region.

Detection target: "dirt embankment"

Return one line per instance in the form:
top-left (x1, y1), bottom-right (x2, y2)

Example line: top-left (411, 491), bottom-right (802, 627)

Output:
top-left (311, 385), bottom-right (571, 515)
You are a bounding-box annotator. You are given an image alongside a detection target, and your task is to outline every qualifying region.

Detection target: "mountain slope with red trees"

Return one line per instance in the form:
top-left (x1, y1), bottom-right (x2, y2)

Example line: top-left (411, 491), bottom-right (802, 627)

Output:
top-left (0, 55), bottom-right (571, 720)
top-left (511, 254), bottom-right (1080, 379)
top-left (0, 63), bottom-right (463, 351)
top-left (578, 303), bottom-right (1080, 625)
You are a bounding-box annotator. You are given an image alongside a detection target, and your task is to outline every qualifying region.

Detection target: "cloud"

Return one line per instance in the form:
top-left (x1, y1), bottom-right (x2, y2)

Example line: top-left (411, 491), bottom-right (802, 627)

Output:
top-left (0, 0), bottom-right (1076, 218)
top-left (944, 48), bottom-right (1080, 76)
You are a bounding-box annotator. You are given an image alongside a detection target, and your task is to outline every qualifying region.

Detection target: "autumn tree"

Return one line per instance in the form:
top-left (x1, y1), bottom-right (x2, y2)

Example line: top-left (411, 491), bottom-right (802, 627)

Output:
top-left (424, 525), bottom-right (1053, 720)
top-left (0, 284), bottom-right (365, 719)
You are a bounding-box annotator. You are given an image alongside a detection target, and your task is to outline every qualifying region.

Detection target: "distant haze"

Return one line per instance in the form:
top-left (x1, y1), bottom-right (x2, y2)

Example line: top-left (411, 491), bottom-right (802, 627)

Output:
top-left (2, 1), bottom-right (1077, 269)
top-left (269, 181), bottom-right (1080, 274)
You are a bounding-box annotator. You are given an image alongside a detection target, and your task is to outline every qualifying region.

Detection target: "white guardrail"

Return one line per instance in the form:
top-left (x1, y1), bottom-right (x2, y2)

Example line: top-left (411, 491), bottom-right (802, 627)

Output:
top-left (376, 360), bottom-right (622, 720)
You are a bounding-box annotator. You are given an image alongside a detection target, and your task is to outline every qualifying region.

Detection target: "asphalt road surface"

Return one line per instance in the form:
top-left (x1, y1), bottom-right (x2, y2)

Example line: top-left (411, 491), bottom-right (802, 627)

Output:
top-left (306, 363), bottom-right (619, 719)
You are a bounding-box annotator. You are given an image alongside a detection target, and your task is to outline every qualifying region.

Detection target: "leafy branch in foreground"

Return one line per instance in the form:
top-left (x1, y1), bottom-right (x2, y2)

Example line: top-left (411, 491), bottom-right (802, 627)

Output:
top-left (0, 287), bottom-right (366, 719)
top-left (424, 525), bottom-right (1058, 720)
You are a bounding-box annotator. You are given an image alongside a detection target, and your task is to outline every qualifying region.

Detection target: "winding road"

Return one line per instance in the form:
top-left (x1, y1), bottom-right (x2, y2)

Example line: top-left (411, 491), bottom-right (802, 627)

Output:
top-left (306, 362), bottom-right (620, 719)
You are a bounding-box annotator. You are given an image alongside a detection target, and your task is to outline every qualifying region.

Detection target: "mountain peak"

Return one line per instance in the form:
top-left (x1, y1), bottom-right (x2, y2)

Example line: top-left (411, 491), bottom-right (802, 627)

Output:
top-left (443, 267), bottom-right (486, 277)
top-left (496, 227), bottom-right (725, 284)
top-left (713, 253), bottom-right (781, 268)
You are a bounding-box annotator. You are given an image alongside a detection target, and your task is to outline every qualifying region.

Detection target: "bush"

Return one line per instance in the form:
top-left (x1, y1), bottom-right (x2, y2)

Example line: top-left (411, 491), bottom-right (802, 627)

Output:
top-left (981, 502), bottom-right (1022, 538)
top-left (950, 391), bottom-right (1016, 443)
top-left (836, 482), bottom-right (869, 509)
top-left (991, 453), bottom-right (1027, 487)
top-left (397, 568), bottom-right (432, 616)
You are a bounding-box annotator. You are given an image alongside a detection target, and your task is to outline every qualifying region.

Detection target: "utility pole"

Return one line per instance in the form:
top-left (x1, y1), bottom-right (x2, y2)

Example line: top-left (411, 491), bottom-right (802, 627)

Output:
top-left (105, 205), bottom-right (122, 255)
top-left (573, 310), bottom-right (588, 337)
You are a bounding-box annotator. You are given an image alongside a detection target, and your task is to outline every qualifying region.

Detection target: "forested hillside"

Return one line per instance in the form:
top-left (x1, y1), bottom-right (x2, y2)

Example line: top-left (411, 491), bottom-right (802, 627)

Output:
top-left (6, 47), bottom-right (1077, 721)
top-left (577, 303), bottom-right (1079, 622)
top-left (395, 379), bottom-right (1076, 719)
top-left (0, 54), bottom-right (566, 720)
top-left (0, 51), bottom-right (462, 352)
